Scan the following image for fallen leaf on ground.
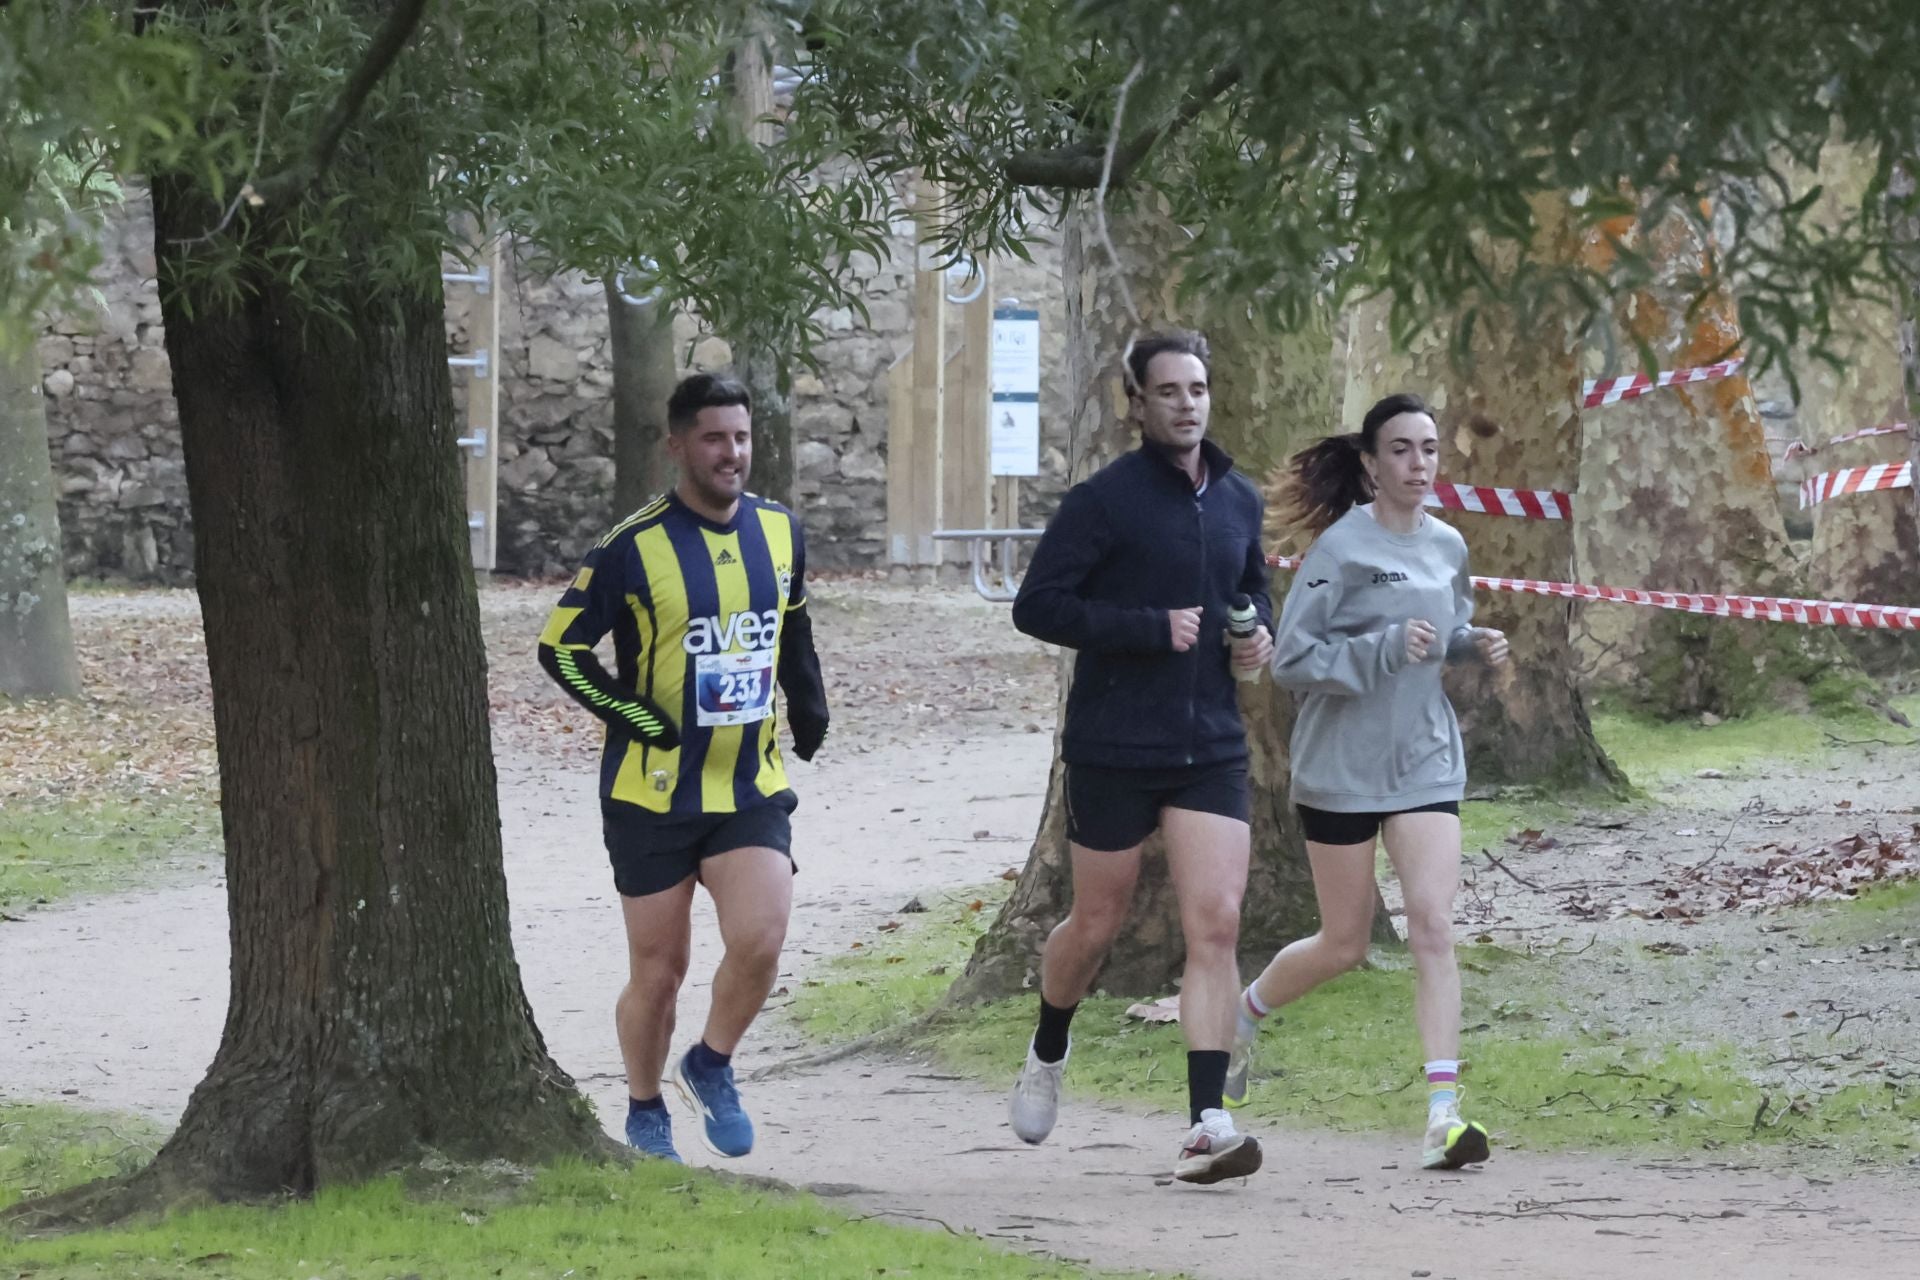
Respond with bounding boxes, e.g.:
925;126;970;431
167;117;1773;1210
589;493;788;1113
1124;995;1181;1023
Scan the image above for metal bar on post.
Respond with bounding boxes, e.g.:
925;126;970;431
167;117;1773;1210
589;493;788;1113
932;528;1042;602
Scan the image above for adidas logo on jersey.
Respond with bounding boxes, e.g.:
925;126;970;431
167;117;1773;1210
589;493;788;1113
683;608;781;654
715;548;738;566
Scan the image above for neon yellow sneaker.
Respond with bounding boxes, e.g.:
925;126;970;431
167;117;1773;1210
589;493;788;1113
1422;1100;1490;1170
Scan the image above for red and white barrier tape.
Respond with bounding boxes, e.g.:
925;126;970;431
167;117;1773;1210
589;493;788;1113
1781;423;1910;462
1582;358;1743;409
1266;555;1920;631
1798;460;1913;509
1426;482;1572;521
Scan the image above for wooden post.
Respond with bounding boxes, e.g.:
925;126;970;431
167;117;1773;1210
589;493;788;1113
996;474;1020;529
457;234;502;573
942;264;993;559
908;179;947;569
885;351;915;566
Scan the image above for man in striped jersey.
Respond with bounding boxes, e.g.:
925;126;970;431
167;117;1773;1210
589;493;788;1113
539;372;829;1163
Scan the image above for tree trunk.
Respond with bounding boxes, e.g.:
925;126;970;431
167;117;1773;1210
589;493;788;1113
953;200;1388;1003
726;20;793;506
43;103;608;1217
1895;160;1920;540
0;340;80;700
604;278;676;514
1343;198;1621;789
1576;201;1876;712
1796;139;1917;673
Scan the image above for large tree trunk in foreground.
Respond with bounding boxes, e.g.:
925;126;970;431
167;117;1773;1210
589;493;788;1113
605;278;677;513
1343;204;1620;790
954;202;1388;1003
15;90;607;1220
134;175;602;1202
0;340;80;700
1576;202;1875;713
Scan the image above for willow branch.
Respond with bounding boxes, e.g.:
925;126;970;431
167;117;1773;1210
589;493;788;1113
1003;63;1242;190
247;0;431;207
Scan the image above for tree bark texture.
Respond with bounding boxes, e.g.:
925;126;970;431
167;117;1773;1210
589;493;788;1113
727;19;793;506
101;103;603;1209
1895;160;1920;541
953;199;1388;1003
604;278;677;514
1574;203;1875;712
1342;199;1621;790
0;339;81;700
1791;141;1918;673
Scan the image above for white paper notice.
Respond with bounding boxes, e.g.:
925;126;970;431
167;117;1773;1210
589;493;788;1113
992;308;1041;476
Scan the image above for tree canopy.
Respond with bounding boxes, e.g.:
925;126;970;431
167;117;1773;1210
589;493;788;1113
794;0;1920;388
9;2;1920;385
5;2;897;359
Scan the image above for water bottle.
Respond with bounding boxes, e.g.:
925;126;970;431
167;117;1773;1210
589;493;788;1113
1226;593;1261;684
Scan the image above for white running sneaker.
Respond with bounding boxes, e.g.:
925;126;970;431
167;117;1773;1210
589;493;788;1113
1008;1040;1066;1145
1422;1101;1490;1170
1223;1011;1258;1109
1174;1108;1263;1184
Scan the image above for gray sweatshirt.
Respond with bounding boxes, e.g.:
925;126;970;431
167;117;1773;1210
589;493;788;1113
1270;506;1483;812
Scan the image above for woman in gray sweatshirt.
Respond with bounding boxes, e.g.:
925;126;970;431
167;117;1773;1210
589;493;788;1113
1227;393;1510;1173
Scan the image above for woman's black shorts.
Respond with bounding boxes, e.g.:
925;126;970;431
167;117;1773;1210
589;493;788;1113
1295;800;1459;846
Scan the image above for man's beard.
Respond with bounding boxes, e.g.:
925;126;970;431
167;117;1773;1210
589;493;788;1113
689;465;747;508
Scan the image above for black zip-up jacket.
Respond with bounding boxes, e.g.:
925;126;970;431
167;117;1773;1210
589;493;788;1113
1013;438;1272;769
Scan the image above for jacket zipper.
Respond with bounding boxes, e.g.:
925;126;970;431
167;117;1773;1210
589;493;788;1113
1187;487;1205;765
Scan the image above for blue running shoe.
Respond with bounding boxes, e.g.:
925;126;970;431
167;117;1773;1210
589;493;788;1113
625;1106;682;1162
669;1046;754;1157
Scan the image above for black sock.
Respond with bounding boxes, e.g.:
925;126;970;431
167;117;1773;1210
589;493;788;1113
1188;1050;1230;1123
1033;998;1077;1064
690;1039;732;1071
629;1094;666;1117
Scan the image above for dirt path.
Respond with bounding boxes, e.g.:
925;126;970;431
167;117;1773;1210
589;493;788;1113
7;584;1920;1277
8;728;1919;1276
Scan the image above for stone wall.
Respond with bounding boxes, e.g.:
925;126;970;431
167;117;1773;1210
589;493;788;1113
44;200;1811;587
39;195;1078;583
38;199;188;581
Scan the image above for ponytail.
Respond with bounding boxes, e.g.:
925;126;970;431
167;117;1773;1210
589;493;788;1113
1279;434;1373;540
1277;393;1433;542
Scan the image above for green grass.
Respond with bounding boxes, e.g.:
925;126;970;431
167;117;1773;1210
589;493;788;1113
791;886;1007;1036
1588;700;1916;790
792;919;1920;1171
2;1105;1125;1280
1457;794;1589;855
0;799;219;912
0;1104;164;1212
1797;877;1920;948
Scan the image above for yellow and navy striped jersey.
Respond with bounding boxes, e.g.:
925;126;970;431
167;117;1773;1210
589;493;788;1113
538;491;827;816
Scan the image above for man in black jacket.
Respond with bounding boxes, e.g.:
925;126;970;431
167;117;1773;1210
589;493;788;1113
1005;331;1272;1185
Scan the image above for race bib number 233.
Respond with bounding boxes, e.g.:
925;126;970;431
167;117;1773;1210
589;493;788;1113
694;650;775;727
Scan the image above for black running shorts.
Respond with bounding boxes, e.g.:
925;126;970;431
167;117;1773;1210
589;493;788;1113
601;792;798;898
1295;800;1459;847
1064;761;1250;853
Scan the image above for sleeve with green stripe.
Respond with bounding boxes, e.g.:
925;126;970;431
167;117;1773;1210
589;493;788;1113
537;536;681;749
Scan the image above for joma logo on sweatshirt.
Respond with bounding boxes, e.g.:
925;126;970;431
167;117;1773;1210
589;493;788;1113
1371;570;1410;585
